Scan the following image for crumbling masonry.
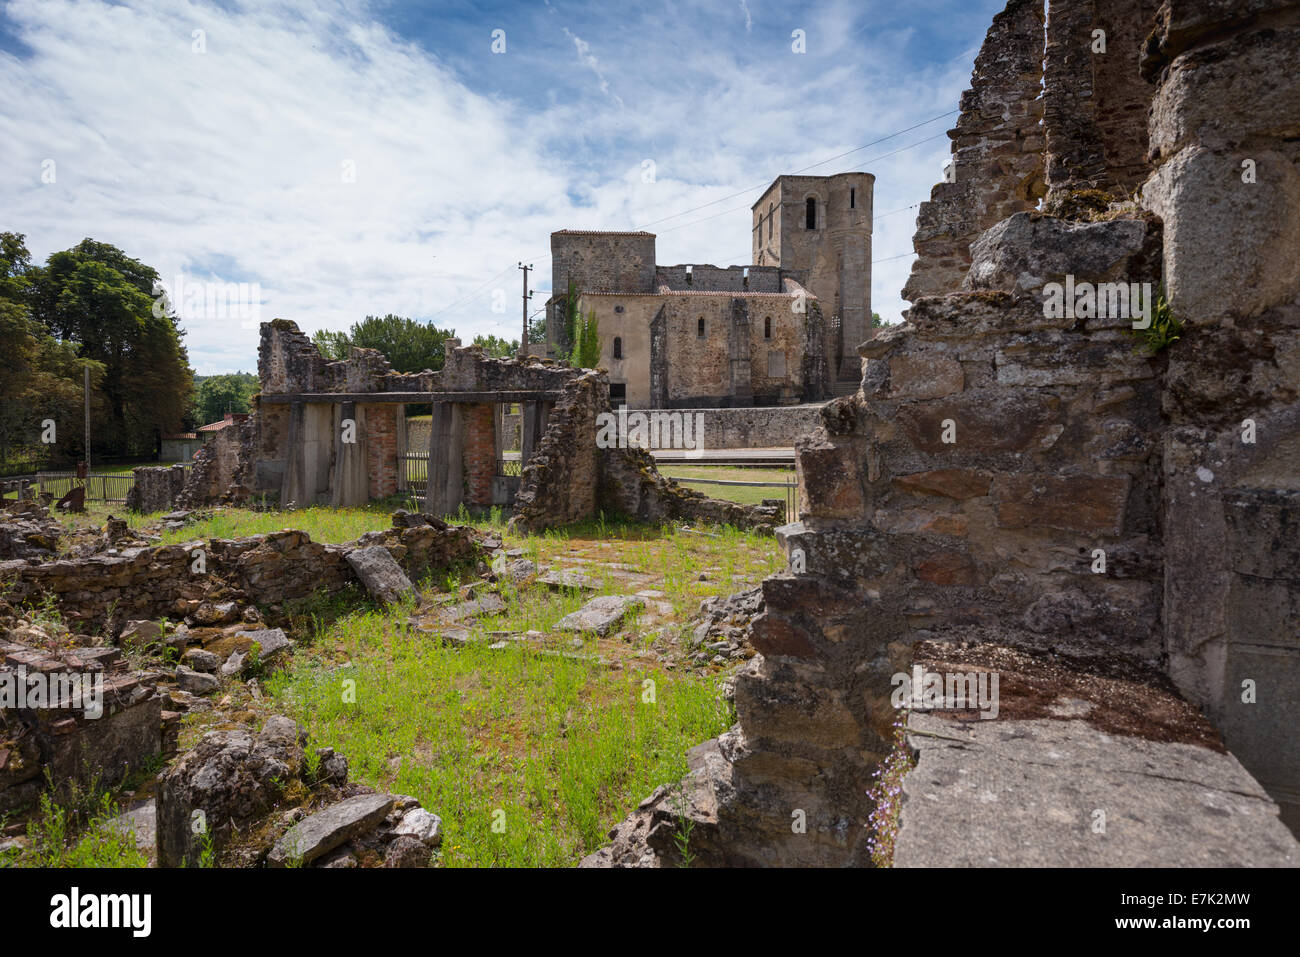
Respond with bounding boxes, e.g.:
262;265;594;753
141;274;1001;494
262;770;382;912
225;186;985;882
587;0;1300;866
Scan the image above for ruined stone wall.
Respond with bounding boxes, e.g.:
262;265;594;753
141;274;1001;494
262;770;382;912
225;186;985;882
902;0;1046;301
363;403;403;500
550;230;657;294
634;404;824;449
0;521;479;632
1140;0;1300;827
1;641;175;813
1043;0;1158;200
177;419;251;509
655;264;785;293
126;464;189;513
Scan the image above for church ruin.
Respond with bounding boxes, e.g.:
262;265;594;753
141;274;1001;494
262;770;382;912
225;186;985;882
545;172;873;407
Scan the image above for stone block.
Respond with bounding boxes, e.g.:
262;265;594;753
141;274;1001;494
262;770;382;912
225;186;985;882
993;474;1130;535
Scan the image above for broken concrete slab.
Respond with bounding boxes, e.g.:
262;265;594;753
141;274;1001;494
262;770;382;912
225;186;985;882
893;712;1300;867
443;593;507;622
556;595;643;637
345;546;416;605
537;569;598;592
268;792;395;867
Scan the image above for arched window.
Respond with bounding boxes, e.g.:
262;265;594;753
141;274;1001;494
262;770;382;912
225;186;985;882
764;316;772;339
805;197;817;229
612;336;623;360
697;317;705;338
767;204;773;239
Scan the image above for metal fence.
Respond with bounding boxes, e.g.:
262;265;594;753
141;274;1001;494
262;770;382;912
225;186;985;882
399;453;428;495
669;474;797;519
30;472;135;503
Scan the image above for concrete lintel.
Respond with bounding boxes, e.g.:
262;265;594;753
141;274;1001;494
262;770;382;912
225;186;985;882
260;391;564;404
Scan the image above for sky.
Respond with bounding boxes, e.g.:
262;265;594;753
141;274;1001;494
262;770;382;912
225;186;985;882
0;0;1007;374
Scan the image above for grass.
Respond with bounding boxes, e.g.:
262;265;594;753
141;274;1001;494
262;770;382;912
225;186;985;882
1;781;148;869
258;507;779;866
267;621;731;866
658;464;794;507
10;502;781;868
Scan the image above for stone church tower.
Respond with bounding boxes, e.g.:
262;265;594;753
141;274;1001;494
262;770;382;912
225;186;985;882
752;172;874;381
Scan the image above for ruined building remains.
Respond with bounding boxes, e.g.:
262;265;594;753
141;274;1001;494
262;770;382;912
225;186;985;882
149;320;782;531
545;172;873;408
588;0;1300;867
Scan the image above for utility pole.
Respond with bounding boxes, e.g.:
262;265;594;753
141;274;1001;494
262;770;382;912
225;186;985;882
83;364;90;475
518;262;533;358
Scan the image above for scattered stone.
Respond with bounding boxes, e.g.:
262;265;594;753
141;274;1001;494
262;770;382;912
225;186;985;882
384;834;429;868
345;546;416;605
268;793;395;867
236;628;293;666
392;807;443;847
537;569;597;591
175;665;220;694
556;595;643;637
181;648;222;673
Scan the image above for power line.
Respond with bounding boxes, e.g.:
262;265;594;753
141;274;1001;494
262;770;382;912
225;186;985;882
427;110;962;321
632;111;956;231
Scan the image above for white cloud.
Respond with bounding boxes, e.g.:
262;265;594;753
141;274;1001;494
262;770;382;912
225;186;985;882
1;0;999;372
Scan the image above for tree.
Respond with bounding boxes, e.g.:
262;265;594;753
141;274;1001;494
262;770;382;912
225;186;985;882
471;333;518;358
871;312;895;328
193;373;257;425
311;329;351;361
310;315;455;373
26;238;193;456
0;233;107;468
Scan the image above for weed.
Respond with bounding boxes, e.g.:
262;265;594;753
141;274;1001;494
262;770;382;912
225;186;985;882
1131;284;1182;354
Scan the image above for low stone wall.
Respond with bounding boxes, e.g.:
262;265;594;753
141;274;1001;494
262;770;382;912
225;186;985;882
634;404;823;450
0;516;481;632
0;641;178;813
125;464;189;513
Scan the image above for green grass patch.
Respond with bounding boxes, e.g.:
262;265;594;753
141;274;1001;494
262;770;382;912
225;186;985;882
267;609;732;867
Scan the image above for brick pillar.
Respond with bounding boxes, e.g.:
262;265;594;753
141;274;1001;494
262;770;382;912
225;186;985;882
463;403;496;507
365;404;400;499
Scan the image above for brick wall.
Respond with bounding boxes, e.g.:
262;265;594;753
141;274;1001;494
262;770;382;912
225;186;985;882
364;404;400;499
463;403;497;507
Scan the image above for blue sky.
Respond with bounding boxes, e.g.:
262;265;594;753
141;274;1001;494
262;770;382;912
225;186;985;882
0;0;1006;373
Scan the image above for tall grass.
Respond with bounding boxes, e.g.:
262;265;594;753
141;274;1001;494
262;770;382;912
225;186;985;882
266;606;733;867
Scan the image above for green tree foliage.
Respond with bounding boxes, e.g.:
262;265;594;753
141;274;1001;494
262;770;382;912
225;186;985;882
871;312;895;327
310;314;455;373
0;233;108;468
192;372;258;425
23;238;193;456
569;307;601;369
470;333;518;357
